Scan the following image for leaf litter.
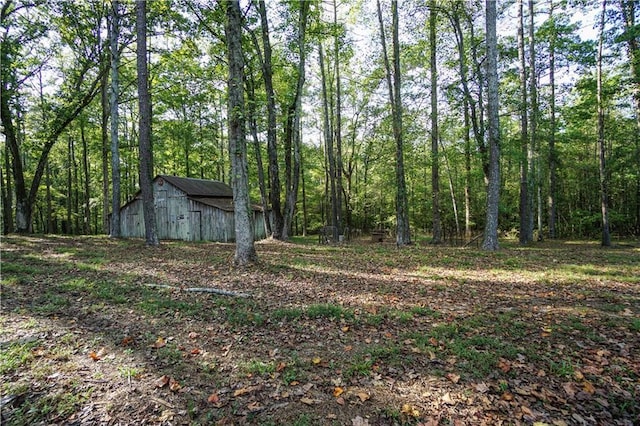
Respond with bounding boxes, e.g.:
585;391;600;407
0;235;638;425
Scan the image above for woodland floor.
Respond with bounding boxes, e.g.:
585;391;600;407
1;234;639;425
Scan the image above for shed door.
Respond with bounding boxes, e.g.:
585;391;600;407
190;211;201;241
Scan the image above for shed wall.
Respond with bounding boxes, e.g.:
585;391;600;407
119;179;266;242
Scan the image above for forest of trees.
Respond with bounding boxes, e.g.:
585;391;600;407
1;0;639;248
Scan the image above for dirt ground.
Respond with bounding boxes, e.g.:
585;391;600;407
1;235;639;425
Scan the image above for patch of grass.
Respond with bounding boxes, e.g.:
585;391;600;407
364;313;384;326
138;297;203;317
630;318;640;332
306;303;353;320
410;305;442;318
225;306;264;327
388;309;414;324
1;262;41;275
291;413;314;426
549;359;575;378
118;366;142;380
272;307;304;321
345;357;374;378
0;339;39;375
157;344;184;366
32;292;70;314
241;359;276;376
599;303;625;313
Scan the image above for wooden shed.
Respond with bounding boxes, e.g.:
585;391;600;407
119;175;266;242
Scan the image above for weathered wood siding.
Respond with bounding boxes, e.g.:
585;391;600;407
119;179;266;242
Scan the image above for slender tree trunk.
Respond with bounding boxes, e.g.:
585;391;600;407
101;54;110;234
547;0;558;238
319;43;339;241
597;0;611;246
620;0;640;234
467;10;488;182
528;0;541;241
449;4;473;239
226;0;257;265
81;119;91;234
464;97;472;240
110;0;121;238
67;135;73;234
482;0;500;251
334;0;344;238
301;153;308;236
283;1;309;240
246;71;272;237
73;129;80;233
440;137;460;237
257;0;284;239
518;0;530;245
136;0;159;246
377;0;411;245
2;143;13;234
430;0;442;244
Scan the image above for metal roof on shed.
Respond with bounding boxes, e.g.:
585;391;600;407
159;175;233;197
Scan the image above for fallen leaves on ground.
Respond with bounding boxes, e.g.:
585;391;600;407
1;235;638;425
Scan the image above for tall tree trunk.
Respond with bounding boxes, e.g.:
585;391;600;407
283;1;309;240
430;0;442;244
449;4;473;239
319;43;339;241
440;137;460;237
482;0;501;251
226;0;257;265
377;0;411;245
67;135;73;234
597;0;611;246
467;10;488;182
464;96;472;240
246;71;272;237
101;53;110;235
39;68;54;234
547;0;558;238
257;0;283;239
528;0;541;241
620;0;640;234
81;118;91;234
110;0;121;238
518;0;530;245
334;0;344;238
136;0;159;246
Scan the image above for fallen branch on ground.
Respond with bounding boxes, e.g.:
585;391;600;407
145;283;251;298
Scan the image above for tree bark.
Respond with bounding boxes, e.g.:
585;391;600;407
430;0;441;244
110;0;121;238
226;0;257;265
257;0;284;240
136;0;159;246
101;51;110;235
377;0;410;246
482;0;500;251
597;0;611;246
246;71;272;237
518;0;530;245
319;43;339;241
333;0;344;238
547;0;558;238
619;0;640;234
282;1;309;240
81;118;91;234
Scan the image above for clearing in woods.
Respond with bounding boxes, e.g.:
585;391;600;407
1;235;639;425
